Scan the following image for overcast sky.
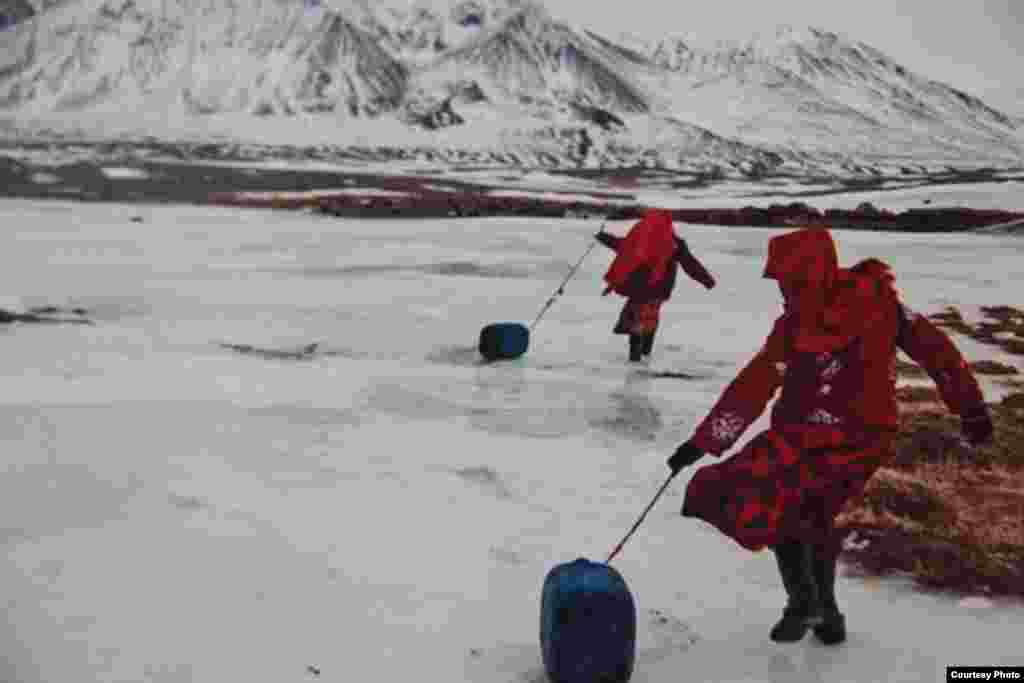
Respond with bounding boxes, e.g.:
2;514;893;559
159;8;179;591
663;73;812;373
541;0;1024;113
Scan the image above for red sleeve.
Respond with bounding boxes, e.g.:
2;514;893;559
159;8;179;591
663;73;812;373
896;303;986;416
675;239;716;290
691;317;787;455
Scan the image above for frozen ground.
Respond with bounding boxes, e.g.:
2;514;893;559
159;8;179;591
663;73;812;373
1;199;1023;683
5;144;1024;216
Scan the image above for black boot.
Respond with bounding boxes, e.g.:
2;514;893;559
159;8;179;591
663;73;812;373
811;547;846;645
770;541;823;643
641;331;655;357
628;335;645;363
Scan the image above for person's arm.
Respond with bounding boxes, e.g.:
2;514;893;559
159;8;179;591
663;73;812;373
595;230;621;251
895;302;992;442
675;238;716;290
689;317;787;455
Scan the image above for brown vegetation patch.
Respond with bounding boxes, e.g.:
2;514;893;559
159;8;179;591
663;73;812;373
888;410;971;467
895;385;942;404
930;304;1024;356
997;377;1024;391
928;306;975;336
850;469;958;528
1003;339;1024;356
836;388;1024;599
1002;392;1024;411
970;360;1019;376
895;358;927;378
980;305;1024;326
839;527;1023;598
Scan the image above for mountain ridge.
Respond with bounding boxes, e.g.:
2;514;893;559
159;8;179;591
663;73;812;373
2;0;1021;174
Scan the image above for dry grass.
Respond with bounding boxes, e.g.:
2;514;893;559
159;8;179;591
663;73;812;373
930;304;1024;356
970;360;1019;376
837;395;1024;598
892;358;1017;380
836;306;1024;599
895;385;941;404
997;378;1024;393
895;358;927;378
1005;339;1024;355
928;306;976;336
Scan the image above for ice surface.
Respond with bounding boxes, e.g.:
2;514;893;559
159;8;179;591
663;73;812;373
0;198;1022;682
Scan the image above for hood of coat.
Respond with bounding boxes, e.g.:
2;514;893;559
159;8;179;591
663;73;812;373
762;226;838;310
641;207;677;243
602;207;678;297
762;227;891;353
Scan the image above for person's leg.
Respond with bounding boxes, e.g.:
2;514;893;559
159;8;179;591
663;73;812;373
642;328;655;357
810;525;846;645
770;540;823;642
640;302;662;357
805;433;892;647
629;334;645;362
616;299;641;362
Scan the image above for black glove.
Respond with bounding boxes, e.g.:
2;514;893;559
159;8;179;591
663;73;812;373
667;441;703;475
961;409;994;446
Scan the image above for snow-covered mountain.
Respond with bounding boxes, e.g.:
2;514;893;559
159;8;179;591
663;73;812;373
411;2;648;114
1;0;1022;174
1;0;409;117
646;27;1015;145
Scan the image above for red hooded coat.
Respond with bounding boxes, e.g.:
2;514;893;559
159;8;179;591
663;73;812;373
603;209;677;298
680;228;987;550
597;209;716;301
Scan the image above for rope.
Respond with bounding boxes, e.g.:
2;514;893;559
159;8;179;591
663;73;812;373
606;471;677;564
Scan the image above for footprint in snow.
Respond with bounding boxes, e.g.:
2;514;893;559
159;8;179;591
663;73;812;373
640;607;700;664
488;546;524;565
464;643;545;683
426;344;483;367
452;465;515;500
588;391;663;442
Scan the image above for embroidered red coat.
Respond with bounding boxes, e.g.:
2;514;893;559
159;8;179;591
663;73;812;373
680;229;988;550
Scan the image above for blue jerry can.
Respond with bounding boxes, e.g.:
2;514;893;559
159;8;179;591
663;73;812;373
478;322;529;361
540;557;637;683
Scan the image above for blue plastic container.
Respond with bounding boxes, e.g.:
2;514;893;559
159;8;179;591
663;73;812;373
540;557;637;683
478;322;530;361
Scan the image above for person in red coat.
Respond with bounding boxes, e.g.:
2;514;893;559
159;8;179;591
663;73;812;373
666;227;994;645
595;209;716;362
